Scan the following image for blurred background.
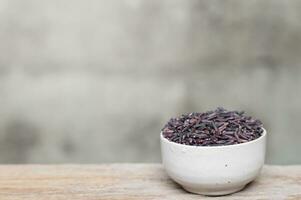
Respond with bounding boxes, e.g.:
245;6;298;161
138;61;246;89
0;0;300;164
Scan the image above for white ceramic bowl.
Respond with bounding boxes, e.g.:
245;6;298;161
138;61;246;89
160;128;267;196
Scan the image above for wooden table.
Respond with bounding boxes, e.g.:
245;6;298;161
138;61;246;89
0;164;300;199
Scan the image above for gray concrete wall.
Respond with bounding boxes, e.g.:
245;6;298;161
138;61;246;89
0;0;300;164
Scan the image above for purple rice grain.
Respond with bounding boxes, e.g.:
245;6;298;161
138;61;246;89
161;107;263;146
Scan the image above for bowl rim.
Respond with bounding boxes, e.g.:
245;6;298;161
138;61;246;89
160;128;266;149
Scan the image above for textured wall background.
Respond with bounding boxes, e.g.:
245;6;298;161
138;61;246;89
0;0;300;164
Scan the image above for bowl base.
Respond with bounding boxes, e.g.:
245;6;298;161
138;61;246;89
182;184;246;196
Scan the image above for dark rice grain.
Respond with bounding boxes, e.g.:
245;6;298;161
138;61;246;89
162;107;263;146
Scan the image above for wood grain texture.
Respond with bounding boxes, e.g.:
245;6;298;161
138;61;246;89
0;164;300;200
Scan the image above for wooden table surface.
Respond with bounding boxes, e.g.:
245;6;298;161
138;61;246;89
0;164;300;200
